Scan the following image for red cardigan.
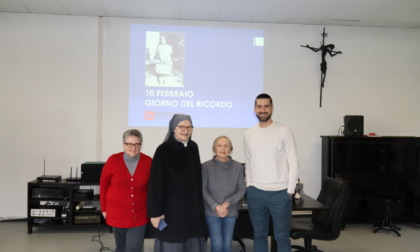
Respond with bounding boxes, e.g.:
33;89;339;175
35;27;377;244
100;152;152;228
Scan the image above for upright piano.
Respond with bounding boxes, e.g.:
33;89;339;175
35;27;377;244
321;136;420;223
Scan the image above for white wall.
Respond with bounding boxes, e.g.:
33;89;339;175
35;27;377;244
1;13;420;219
0;13;99;219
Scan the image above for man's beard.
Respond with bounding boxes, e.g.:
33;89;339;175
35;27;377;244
256;113;272;122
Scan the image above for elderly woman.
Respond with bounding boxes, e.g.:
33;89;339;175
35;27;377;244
100;129;152;252
202;136;246;252
147;114;207;252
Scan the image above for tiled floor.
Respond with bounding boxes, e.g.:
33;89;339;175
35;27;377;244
1;220;419;251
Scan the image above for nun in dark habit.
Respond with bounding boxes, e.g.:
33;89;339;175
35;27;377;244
147;114;207;252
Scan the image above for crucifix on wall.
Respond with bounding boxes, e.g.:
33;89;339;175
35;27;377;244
301;27;342;107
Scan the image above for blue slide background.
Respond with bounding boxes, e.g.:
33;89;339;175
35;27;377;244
129;24;264;128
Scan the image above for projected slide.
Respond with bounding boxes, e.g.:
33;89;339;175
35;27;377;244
129;24;264;128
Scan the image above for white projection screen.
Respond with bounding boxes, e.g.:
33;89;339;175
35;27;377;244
128;24;264;128
101;19;266;161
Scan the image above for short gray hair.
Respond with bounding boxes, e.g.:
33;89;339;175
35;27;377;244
122;129;143;144
212;135;233;153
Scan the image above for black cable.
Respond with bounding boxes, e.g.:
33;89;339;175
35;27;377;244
91;223;114;252
337;125;344;136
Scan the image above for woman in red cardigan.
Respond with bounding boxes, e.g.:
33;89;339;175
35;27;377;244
100;129;152;252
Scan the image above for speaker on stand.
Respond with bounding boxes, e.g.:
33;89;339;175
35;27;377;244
344;115;364;136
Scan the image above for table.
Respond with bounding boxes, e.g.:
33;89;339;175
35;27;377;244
234;194;329;252
143;194;329;251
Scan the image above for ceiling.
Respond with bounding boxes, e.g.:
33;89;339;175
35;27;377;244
1;0;420;29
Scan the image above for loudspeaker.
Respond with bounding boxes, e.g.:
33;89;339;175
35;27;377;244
81;162;105;183
344;115;364;136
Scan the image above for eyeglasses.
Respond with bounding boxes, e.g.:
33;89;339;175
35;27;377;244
177;125;193;131
124;143;141;148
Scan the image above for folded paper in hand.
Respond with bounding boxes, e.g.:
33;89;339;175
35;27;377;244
158;219;168;231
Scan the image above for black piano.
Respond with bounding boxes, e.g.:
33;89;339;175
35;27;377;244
321;136;420;223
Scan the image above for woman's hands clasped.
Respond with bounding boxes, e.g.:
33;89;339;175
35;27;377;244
215;202;229;217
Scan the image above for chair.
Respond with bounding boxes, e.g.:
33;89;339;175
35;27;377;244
290;177;349;252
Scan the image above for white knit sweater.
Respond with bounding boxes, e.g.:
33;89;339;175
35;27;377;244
244;121;299;194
